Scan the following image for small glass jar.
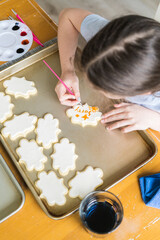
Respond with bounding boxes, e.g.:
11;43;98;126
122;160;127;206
79;190;123;238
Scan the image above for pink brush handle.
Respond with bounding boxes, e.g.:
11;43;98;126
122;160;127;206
43;60;75;96
16;14;44;47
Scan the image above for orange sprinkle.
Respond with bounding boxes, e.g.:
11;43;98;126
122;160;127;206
91;107;98;112
88;111;91;116
75;107;79;111
82;114;89;120
85;110;88;113
75;114;79;117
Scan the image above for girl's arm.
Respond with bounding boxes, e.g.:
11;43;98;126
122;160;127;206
55;8;92;106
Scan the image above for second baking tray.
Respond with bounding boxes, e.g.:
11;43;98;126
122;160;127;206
0;43;157;219
0;154;25;223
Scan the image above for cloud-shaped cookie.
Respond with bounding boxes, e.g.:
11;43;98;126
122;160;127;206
0;92;14;123
66;103;102;127
16;139;47;171
51;138;78;176
35;113;61;149
3;76;37;98
1;112;37;140
35;171;68;206
69;166;103;199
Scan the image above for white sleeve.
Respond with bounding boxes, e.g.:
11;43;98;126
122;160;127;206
80;14;109;42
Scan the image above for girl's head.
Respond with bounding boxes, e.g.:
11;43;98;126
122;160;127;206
80;15;160;99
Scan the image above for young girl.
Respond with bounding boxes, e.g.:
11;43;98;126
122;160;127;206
55;8;160;133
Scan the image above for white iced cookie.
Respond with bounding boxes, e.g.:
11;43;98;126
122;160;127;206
35;113;61;149
66;103;102;127
3;76;37;98
51;138;78;176
1;112;37;140
69;166;103;199
0;92;14;123
16;139;47;171
35;171;68;206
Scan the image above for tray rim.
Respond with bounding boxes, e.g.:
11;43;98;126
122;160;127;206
0;130;157;220
0;42;158;220
0;154;25;223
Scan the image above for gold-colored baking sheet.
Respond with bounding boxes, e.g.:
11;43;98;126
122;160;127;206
0;43;157;219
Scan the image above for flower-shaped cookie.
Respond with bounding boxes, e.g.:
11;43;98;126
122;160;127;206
16;139;47;171
66;103;102;127
3;76;37;98
51;138;78;176
69;166;103;199
1;112;37;140
35;171;68;206
0;92;14;123
35;113;61;149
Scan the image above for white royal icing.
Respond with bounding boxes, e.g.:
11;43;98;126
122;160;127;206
36;113;61;149
35;171;68;206
16;139;47;171
66;103;102;127
51;138;78;176
0;92;14;123
3;76;37;98
69;166;103;199
1;112;37;140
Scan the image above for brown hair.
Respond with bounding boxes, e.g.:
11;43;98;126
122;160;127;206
80;15;160;96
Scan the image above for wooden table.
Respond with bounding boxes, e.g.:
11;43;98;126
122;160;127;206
0;0;57;65
1;0;160;239
0;130;160;240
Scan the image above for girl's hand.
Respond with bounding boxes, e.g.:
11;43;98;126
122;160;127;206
55;71;80;106
101;102;160;133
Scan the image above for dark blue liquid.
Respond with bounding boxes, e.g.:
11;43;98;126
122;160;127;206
85;201;117;234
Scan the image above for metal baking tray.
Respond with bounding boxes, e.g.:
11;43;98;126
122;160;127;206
0;41;157;219
0;154;25;223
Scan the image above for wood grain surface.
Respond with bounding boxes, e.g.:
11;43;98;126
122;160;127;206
0;130;160;240
1;0;160;239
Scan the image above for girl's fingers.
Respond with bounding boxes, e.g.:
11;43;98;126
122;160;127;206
55;84;66;98
101;112;132;124
72;82;80;99
114;102;131;108
102;107;128;119
61;99;79;106
59;93;76;102
121;125;138;133
106;119;133;130
55;82;76;101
